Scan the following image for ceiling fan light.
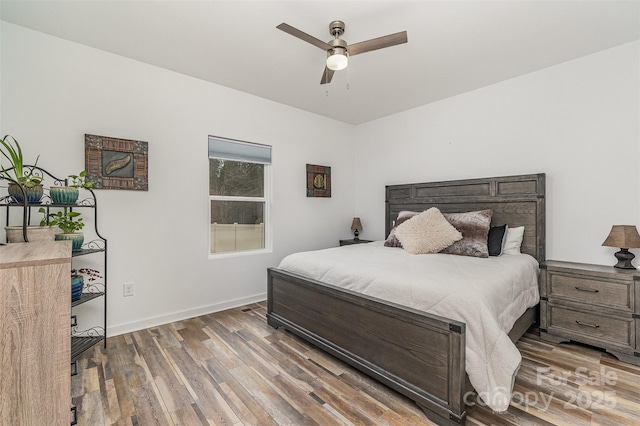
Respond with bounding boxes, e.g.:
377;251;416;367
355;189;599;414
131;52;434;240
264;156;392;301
327;50;348;71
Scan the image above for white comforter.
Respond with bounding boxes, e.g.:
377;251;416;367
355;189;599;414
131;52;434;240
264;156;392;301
278;241;539;412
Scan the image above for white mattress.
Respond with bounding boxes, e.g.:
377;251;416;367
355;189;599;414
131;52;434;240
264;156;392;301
278;241;540;412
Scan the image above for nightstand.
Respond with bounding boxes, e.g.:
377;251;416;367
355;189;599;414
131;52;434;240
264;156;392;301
540;260;639;366
339;239;373;246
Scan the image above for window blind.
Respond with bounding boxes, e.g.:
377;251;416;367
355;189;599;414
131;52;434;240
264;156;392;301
208;135;271;164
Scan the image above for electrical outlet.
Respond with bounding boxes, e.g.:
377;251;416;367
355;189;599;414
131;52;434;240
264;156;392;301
123;282;135;297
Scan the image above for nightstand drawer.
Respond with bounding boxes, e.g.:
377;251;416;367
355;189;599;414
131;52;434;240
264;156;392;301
548;273;632;311
547;304;634;348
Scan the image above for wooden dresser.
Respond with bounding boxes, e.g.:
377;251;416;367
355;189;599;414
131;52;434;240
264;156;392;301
540;260;639;366
0;241;72;424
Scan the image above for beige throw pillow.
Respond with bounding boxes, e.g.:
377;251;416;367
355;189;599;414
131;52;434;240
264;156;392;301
384;210;419;247
394;208;463;254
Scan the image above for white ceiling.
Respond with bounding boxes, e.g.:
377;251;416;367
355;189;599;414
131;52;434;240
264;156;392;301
1;1;639;125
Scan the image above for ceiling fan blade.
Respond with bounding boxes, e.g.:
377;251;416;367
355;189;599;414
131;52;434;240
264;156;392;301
348;31;408;56
321;67;335;85
277;23;332;51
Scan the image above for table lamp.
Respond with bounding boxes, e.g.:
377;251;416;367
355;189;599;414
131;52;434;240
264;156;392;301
602;225;640;269
351;217;362;241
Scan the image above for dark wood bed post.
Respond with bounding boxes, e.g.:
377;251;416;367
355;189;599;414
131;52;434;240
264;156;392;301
268;173;545;425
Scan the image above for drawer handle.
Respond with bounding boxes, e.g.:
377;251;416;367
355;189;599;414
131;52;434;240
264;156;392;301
575;286;599;293
576;320;600;328
71;406;77;425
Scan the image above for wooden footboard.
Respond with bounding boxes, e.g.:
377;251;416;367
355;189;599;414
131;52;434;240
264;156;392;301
267;267;468;425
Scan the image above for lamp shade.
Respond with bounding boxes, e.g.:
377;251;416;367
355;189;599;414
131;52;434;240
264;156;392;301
351;217;362;231
602;225;640;248
327;48;348;71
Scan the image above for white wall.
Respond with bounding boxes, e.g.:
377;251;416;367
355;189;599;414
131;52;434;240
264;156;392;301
0;22;355;335
3;21;638;336
354;41;640;266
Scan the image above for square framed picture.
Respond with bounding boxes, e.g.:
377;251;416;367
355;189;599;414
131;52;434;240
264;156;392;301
85;134;149;191
306;164;331;197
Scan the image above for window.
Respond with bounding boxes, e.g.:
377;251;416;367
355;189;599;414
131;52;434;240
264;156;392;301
209;136;271;255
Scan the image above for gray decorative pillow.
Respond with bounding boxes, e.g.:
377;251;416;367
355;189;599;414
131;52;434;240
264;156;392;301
394;208;463;254
384;210;419;247
488;224;508;256
441;210;493;258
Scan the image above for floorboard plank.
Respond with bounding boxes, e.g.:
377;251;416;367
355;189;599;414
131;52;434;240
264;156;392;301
269;373;344;425
229;365;311;425
130;383;172;426
165;345;241;425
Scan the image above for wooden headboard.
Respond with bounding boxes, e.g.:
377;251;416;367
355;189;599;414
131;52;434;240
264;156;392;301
385;174;546;262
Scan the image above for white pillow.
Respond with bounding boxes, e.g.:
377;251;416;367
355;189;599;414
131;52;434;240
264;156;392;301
502;226;524;255
394;208;463;255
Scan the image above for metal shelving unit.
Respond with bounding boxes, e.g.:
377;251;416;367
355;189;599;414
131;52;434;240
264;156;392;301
71;335;105;360
1;166;108;363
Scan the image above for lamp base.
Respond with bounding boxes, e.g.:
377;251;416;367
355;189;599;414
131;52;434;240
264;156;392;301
353;229;359;241
613;248;636;269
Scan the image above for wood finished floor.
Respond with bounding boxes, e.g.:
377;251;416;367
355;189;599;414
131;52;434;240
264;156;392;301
72;302;640;425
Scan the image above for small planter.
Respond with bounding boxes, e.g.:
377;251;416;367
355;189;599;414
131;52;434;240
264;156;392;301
5;226;55;243
71;274;84;302
8;182;43;204
50;186;79;204
55;232;84;250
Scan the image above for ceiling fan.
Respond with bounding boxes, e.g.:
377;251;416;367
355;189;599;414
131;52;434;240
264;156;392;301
276;20;408;85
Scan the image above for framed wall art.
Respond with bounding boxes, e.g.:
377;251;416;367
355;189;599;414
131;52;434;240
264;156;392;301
306;164;331;197
85;134;149;191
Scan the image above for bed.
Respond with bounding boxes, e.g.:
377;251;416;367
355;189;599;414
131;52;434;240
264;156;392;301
267;173;545;425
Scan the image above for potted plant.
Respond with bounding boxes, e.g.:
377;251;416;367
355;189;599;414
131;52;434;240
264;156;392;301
49;170;94;204
70;268;102;303
4;204;56;243
4;225;56;242
39;207;85;250
0;135;44;203
70;272;84;302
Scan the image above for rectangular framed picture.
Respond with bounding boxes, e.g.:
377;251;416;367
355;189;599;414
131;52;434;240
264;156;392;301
306;164;331;197
85;134;149;191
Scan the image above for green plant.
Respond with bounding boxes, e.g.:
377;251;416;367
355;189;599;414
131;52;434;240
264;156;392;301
68;170;94;189
39;207;84;233
0;135;43;187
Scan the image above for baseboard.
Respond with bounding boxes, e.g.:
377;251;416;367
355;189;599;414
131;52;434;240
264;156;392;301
108;293;266;337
